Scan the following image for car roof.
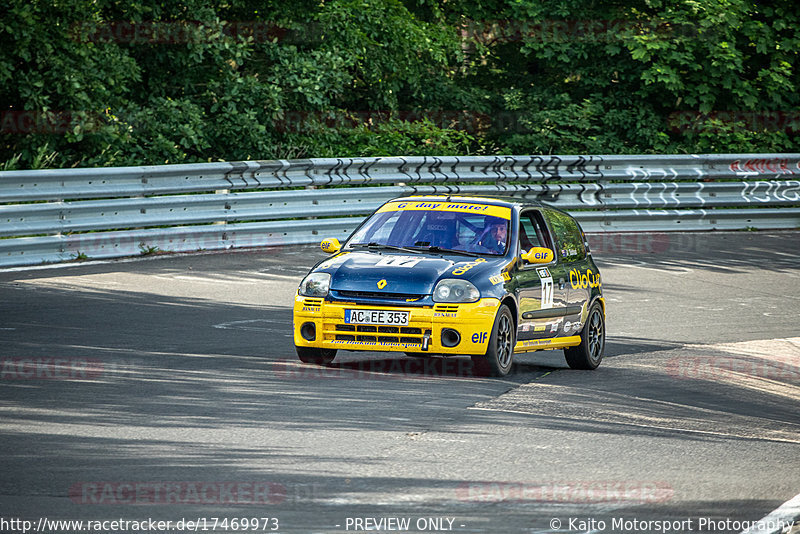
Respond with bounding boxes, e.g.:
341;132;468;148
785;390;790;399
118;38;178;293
392;194;546;210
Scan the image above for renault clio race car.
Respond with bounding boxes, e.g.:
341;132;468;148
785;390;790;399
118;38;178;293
293;195;605;376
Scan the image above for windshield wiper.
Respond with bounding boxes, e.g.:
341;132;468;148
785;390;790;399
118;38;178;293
407;245;481;257
348;242;421;254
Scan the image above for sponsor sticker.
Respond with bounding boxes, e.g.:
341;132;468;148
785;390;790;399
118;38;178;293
570;268;601;289
563;321;583;334
376;256;422;268
378;201;512;220
471;332;488;343
489;272;511;285
536;268;554;309
452;258;487;275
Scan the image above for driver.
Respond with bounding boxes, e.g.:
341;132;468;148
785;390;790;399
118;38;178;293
480;218;507;253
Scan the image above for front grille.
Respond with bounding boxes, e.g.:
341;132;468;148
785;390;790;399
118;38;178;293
303;298;323;307
331;325;431;345
337;324;381;332
335;325;425;334
325;305;432;346
434;304;459;313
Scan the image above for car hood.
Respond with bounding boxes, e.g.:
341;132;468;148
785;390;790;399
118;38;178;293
316;251;501;295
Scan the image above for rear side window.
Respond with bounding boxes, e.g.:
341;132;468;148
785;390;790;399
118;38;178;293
545;209;585;262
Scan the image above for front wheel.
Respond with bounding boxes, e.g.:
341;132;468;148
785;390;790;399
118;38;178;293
564;302;605;370
296;346;337;365
472;304;515;377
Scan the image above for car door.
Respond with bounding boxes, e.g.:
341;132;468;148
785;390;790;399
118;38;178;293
543;208;594;337
513;209;571;341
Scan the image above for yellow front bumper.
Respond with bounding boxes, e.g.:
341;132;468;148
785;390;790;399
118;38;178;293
293;295;501;355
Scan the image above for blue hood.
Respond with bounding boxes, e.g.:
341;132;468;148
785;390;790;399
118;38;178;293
316;251;500;295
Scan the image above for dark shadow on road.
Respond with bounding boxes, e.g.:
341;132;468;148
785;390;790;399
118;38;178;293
0;426;794;533
589;230;800;274
2;232;799;532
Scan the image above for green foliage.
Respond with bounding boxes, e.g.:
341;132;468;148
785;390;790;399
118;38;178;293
138;243;162;255
452;0;799;154
293;117;477;158
1;0;797;170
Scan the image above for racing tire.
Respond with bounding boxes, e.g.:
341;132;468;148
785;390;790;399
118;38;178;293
295;346;337;366
564;302;604;370
471;304;515;377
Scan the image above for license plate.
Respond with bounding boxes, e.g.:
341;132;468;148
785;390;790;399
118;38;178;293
345;309;410;326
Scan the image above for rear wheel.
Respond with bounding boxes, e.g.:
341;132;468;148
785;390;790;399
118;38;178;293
564;302;604;370
472;304;515;377
295;346;337;365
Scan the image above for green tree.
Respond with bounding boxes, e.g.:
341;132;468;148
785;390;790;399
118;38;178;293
1;0;797;170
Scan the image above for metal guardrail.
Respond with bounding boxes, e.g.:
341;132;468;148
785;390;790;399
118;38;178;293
1;154;798;267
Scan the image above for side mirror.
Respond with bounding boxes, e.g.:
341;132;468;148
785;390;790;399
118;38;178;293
320;238;341;254
522;247;554;264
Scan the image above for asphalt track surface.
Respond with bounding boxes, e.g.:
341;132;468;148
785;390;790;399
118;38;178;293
1;231;799;534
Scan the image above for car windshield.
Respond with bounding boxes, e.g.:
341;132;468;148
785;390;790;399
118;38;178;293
347;202;511;256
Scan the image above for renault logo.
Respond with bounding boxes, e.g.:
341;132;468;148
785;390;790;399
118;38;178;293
377;279;387;289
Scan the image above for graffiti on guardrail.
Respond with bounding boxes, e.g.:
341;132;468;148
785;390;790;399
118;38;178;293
624;166;684;181
594;181;800;207
730;158;797;176
742;180;800;202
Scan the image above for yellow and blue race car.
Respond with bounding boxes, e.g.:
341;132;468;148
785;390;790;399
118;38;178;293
293;195;605;376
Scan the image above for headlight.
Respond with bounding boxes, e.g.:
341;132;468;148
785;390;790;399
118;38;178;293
299;272;331;297
433;279;480;303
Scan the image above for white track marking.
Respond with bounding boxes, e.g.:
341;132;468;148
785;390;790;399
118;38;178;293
740;492;800;533
600;258;693;274
213;319;292;335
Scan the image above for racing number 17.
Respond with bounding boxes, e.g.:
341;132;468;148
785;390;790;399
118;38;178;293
541;279;554;309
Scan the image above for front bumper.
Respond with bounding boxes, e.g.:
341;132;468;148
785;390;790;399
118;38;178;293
293;295;501;355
